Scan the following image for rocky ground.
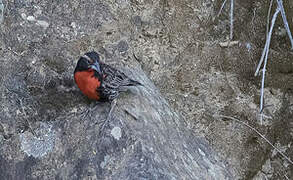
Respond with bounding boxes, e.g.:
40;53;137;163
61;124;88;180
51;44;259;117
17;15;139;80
0;0;292;179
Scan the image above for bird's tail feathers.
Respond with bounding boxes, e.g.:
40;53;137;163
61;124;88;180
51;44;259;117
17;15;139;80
126;79;143;86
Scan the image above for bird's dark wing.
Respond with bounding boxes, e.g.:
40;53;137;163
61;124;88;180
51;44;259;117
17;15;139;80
102;63;142;88
96;63;142;101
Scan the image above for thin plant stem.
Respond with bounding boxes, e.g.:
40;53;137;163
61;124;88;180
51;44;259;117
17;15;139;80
277;0;293;49
259;7;280;123
266;0;274;37
230;0;234;40
217;0;228;17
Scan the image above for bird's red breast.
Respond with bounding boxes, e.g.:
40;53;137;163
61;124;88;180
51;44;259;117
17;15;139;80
74;69;101;100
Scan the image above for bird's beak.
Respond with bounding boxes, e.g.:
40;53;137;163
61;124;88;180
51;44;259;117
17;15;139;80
90;62;102;74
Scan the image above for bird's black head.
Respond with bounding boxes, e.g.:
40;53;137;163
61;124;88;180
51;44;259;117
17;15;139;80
74;51;102;75
84;51;100;64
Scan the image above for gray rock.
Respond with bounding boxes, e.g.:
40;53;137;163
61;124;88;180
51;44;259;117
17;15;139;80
116;40;129;53
20;122;55;158
0;0;234;179
111;126;122;140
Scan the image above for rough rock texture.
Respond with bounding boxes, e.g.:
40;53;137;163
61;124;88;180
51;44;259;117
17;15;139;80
0;65;232;179
0;0;293;179
0;0;233;179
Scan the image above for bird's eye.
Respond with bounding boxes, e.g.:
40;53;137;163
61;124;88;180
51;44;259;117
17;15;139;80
88;59;95;64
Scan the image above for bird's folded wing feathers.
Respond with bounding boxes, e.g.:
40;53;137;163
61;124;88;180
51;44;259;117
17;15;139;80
102;64;135;88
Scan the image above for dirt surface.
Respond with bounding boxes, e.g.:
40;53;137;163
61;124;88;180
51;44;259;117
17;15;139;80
127;0;293;179
0;0;293;179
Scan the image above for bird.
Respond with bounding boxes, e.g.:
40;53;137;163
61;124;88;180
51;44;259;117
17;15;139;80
74;51;142;102
74;51;142;128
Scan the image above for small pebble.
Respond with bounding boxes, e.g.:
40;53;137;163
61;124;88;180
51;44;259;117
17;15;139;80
111;127;122;140
71;22;76;29
21;13;27;19
27;16;36;21
37;20;49;28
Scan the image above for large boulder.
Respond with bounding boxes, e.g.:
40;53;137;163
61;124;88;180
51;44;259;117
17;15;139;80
0;0;232;179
